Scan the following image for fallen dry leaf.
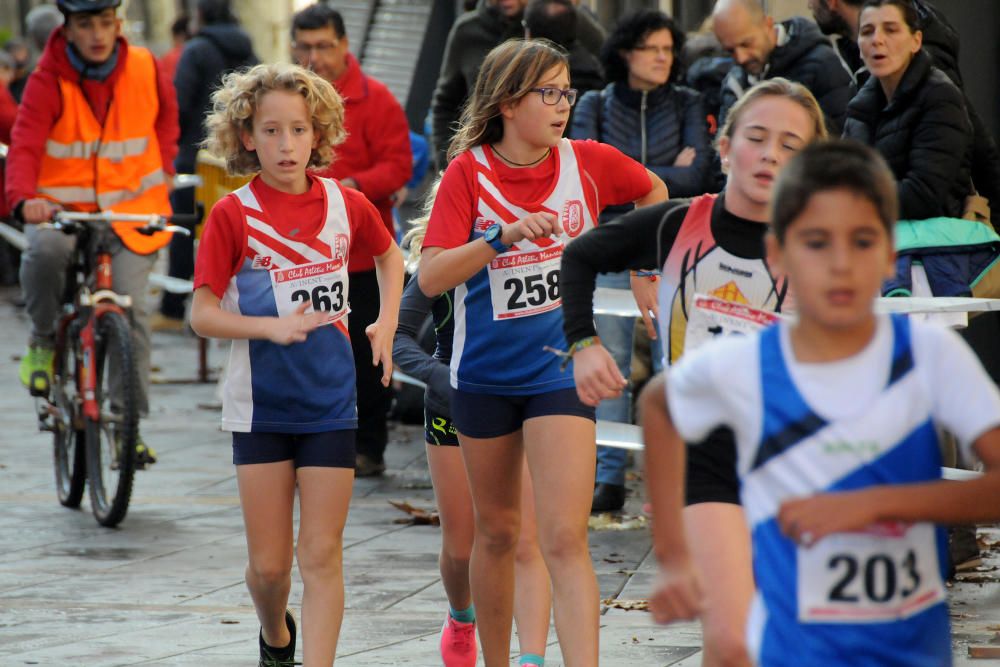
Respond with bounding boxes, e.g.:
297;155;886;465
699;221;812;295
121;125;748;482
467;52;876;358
389;500;440;526
602;598;649;612
589;514;648;531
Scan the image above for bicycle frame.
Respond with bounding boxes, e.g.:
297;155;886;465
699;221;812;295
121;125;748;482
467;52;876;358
41;210;193;526
47;211;190;424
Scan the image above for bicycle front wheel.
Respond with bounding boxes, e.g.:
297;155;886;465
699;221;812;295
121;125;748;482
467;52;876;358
85;310;138;527
52;333;86;508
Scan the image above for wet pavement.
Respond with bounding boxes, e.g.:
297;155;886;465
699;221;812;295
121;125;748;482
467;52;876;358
1;285;1000;665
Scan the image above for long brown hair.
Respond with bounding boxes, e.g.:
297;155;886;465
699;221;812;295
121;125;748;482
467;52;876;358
447;39;568;161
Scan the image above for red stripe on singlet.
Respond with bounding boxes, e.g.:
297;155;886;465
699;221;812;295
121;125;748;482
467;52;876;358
475;166;563;248
239;200;334;258
247;225;317;266
478;185;521;225
331;318;349;338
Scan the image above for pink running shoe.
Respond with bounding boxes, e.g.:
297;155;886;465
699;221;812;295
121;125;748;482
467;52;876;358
440;614;477;667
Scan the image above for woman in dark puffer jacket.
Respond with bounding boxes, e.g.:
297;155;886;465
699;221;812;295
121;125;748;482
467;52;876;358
569;9;711;514
842;0;972;220
571;10;711;203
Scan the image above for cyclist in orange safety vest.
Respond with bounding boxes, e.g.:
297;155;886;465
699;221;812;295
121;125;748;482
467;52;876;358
6;0;179;468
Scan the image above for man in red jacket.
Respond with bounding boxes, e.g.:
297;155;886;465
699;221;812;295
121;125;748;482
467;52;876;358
0;50;17;221
7;0;179;466
292;3;412;476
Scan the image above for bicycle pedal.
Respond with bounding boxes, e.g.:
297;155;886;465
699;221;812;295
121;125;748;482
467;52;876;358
35;399;54;431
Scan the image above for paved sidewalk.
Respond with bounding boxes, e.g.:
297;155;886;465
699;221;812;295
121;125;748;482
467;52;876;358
1;285;1000;665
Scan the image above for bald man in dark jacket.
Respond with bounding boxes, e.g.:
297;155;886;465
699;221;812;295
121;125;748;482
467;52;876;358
712;0;854;135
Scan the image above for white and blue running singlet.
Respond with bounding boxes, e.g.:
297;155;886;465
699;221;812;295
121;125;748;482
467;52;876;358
450;139;598;394
744;314;950;666
220;178;358;433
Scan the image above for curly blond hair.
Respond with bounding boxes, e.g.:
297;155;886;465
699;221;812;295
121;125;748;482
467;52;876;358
203;63;346;176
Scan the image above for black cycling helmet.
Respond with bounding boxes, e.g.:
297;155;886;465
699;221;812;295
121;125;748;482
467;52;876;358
57;0;121;16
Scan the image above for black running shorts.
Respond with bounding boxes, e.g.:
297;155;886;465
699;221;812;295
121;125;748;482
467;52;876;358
684;426;741;506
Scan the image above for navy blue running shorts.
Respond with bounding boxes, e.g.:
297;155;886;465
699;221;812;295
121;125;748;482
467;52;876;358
684;426;741;506
232;430;356;468
424;407;459;446
451;387;596;439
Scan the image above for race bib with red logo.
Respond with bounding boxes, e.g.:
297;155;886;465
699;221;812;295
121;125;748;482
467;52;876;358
269;257;349;324
487;243;563;320
797;522;944;624
683;293;783;353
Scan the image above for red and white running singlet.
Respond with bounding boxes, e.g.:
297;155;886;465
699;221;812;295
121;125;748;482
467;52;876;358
220;177;358;433
451;138;599;394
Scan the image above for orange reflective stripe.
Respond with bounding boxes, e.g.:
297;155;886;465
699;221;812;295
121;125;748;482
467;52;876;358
97;168;165;209
37;185;97;204
45;137;151;161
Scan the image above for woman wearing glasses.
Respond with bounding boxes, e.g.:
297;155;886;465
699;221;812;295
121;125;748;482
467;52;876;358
570;9;712;512
418;39;667;667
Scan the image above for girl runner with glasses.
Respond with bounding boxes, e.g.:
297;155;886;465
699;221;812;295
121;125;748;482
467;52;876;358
417;39;667;666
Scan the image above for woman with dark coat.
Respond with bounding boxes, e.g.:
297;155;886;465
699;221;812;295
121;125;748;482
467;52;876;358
571;10;711;201
842;0;972;220
569;9;711;513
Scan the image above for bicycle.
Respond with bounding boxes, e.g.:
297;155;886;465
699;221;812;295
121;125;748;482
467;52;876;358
36;210;192;527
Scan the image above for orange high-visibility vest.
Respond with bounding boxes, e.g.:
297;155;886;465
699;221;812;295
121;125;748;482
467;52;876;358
36;46;171;254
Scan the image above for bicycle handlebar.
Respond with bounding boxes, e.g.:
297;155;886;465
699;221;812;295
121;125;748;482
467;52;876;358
47;211;194;237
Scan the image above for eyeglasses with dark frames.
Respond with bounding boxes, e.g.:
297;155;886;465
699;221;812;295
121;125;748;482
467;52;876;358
531;87;578;107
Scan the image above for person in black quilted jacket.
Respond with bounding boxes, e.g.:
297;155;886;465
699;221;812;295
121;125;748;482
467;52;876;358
842;0;973;220
571;9;711;203
810;0;1000;220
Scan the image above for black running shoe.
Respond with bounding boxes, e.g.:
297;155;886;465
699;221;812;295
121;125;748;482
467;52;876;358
258;609;298;666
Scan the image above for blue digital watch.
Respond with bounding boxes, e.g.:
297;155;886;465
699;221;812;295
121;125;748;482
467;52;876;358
484;223;510;254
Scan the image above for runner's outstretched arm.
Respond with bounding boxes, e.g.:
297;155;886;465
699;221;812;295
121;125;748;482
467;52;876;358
641;373;704;624
779;427;1000;544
